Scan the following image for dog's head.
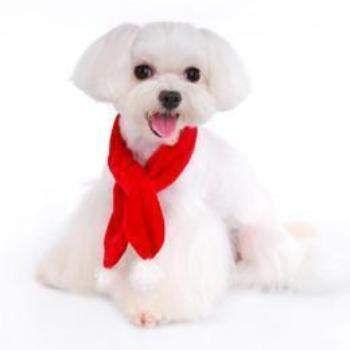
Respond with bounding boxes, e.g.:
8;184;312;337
73;22;249;145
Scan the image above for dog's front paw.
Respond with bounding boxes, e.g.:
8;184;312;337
130;311;164;328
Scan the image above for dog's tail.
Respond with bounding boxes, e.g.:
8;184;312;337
285;221;350;292
284;222;316;238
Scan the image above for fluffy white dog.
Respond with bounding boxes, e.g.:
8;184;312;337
37;22;315;327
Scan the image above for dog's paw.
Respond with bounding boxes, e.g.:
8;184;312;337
234;262;288;291
36;258;62;289
131;311;164;328
36;251;96;293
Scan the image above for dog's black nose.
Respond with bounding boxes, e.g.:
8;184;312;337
159;90;182;110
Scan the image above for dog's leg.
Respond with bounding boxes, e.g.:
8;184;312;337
217;156;315;290
233;221;314;290
107;198;234;326
36;175;112;293
36;224;100;293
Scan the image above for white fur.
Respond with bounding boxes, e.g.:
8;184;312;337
37;22;315;326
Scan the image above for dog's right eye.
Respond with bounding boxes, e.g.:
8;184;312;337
134;64;154;80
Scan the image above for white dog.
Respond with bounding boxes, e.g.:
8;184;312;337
37;22;315;327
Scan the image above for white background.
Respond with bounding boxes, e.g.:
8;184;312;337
1;0;350;349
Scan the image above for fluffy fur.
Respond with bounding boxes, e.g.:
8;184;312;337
37;22;317;327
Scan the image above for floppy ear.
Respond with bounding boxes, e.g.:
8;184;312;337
72;24;139;102
201;29;250;111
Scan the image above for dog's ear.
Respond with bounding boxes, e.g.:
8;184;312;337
72;24;139;102
201;29;250;111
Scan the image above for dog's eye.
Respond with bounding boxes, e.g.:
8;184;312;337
134;64;154;80
185;67;200;82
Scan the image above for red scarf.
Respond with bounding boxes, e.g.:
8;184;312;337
103;115;198;268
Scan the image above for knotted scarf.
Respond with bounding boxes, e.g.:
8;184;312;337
103;115;198;268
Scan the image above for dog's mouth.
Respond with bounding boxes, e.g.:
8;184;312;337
146;111;180;138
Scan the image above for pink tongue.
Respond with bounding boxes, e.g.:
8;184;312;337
150;113;178;137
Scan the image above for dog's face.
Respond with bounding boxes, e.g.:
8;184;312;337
73;22;249;144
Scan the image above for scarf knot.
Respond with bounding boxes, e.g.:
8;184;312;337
103;115;198;268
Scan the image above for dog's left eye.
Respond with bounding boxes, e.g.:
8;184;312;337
184;67;201;82
134;64;154;80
